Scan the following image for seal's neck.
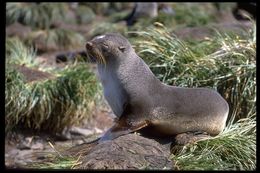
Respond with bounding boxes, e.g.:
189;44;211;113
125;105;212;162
97;52;160;90
119;53;160;86
97;53;161;117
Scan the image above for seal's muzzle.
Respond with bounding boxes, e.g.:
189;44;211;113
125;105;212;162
85;41;106;64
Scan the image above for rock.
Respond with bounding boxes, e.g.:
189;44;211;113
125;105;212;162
70;127;99;137
6;22;32;39
173;21;253;41
17;137;33;150
31;142;44;150
14;65;55;83
55;51;87;63
66;133;174;170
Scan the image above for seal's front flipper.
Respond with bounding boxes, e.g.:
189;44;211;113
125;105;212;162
99;120;149;142
99;125;131;142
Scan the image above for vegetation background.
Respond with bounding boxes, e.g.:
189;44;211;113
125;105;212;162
5;2;256;170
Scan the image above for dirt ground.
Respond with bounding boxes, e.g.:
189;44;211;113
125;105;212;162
5;106;114;168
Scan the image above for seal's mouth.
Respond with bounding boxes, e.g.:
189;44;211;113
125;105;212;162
86;42;106;64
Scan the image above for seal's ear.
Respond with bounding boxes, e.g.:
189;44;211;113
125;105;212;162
118;46;126;52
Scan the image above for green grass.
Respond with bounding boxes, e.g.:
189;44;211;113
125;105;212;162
6;37;38;67
5;39;101;133
5;65;29;131
28;141;81;169
171;114;256;170
29;153;81;169
171;3;218;27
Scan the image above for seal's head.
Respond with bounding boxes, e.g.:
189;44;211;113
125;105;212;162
86;33;133;64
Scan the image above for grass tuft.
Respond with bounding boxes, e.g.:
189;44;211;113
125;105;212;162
5;39;101;133
26;28;85;51
28;142;81;169
6;37;38;67
171;114;256;170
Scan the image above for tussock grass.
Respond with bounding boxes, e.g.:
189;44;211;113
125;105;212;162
89;22;127;38
75;5;95;24
5;39;101;133
6;2;66;29
171;3;218;27
6;3;85;51
81;2;109;15
171;114;256;170
6;37;38;67
26;28;85;51
5;66;29;132
130;23;256;170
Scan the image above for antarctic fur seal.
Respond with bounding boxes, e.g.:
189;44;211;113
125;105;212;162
85;33;229;142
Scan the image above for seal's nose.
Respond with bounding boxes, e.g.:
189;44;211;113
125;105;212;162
86;42;93;50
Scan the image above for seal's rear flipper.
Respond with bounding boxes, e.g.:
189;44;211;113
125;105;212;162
173;131;211;146
99;120;149;142
171;131;212;154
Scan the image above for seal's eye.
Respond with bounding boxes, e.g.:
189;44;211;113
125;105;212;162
118;46;126;52
102;43;109;49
